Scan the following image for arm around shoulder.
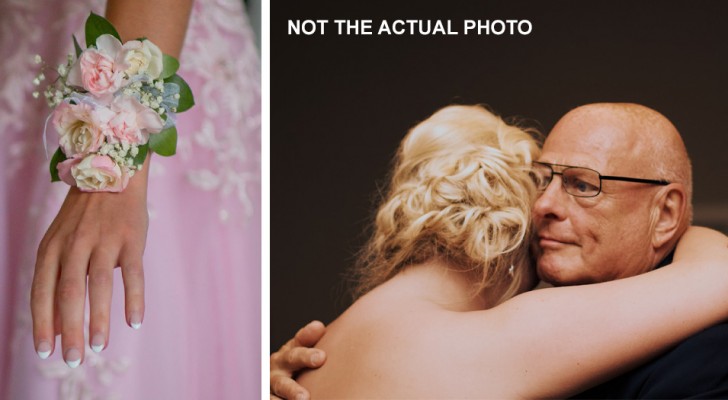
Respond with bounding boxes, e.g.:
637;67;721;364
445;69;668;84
466;227;728;398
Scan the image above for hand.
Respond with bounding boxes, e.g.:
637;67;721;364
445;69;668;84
31;175;149;367
270;321;327;400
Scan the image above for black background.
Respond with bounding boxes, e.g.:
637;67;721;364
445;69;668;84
271;0;728;349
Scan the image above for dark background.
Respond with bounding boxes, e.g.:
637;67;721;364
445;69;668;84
272;0;728;349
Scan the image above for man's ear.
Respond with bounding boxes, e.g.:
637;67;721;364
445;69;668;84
651;184;688;249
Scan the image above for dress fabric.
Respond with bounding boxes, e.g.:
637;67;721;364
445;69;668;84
0;0;261;398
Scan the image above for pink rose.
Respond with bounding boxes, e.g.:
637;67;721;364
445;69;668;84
56;157;82;187
53;100;113;157
59;154;129;192
106;96;164;144
67;34;126;96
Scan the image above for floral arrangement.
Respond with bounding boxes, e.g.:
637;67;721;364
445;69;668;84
33;13;194;192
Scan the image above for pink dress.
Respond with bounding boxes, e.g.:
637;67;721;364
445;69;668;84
0;0;260;398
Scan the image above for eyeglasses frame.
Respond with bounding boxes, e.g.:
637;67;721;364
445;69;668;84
532;161;671;198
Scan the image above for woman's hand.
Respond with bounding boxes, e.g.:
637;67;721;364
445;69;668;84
31;169;149;367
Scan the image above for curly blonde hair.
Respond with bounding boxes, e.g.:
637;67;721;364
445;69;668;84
352;105;541;302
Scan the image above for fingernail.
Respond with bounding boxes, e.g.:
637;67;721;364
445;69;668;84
91;334;105;353
311;350;323;365
295;393;307;400
37;341;51;359
130;312;142;330
65;348;81;368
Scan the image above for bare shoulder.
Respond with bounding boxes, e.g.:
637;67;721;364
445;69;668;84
297;291;430;398
298;291;515;398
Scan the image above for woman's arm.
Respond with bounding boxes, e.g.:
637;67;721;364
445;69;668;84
455;226;728;398
30;0;192;367
106;0;193;58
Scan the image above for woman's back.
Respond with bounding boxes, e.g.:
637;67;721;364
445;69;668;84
298;261;517;399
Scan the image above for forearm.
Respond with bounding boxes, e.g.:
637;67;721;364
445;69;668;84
495;227;728;397
105;0;193;58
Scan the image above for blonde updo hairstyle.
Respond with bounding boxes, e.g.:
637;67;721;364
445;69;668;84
353;105;541;303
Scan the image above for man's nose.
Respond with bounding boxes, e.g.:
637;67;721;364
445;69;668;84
533;175;567;221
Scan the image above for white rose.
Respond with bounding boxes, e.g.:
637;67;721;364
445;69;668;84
70;154;130;192
122;39;164;78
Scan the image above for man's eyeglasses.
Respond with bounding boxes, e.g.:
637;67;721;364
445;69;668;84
531;161;670;198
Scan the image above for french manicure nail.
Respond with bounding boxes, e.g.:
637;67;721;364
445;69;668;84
91;334;105;353
37;341;51;359
65;348;81;368
130;312;142;330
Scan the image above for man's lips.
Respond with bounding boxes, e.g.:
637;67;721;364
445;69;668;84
537;235;576;249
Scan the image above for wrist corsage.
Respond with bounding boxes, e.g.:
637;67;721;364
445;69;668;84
33;13;194;192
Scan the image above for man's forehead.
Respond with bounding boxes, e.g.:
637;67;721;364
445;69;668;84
538;138;609;172
539;117;636;173
536;152;604;173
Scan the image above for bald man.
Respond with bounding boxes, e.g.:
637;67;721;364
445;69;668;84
531;103;728;398
271;103;728;399
533;103;692;286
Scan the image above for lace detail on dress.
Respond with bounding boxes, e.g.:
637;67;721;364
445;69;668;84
37;336;132;400
178;0;261;224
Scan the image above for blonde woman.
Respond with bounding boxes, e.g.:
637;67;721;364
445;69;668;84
272;105;728;399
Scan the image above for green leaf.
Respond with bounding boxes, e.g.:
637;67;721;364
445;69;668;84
165;74;195;112
161;54;180;80
72;35;83;57
133;143;149;166
85;12;121;47
49;147;67;182
149;126;177;156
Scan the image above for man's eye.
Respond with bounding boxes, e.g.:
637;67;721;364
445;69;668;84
574;180;592;192
530;171;549;188
565;177;598;193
